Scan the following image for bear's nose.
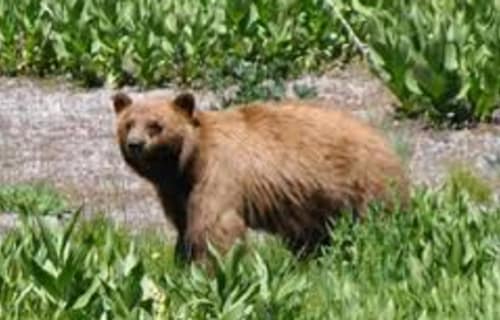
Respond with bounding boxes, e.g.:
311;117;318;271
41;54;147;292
127;140;145;157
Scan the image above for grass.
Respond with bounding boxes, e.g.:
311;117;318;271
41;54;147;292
446;163;494;205
0;180;499;319
0;183;68;216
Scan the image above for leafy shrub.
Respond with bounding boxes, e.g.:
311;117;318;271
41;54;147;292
0;184;68;216
0;0;351;89
353;0;500;126
1;181;500;318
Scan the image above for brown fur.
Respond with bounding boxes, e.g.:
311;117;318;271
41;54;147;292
112;92;409;265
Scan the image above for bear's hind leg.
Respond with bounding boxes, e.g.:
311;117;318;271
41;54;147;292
286;229;332;260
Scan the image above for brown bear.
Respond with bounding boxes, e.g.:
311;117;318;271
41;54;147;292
112;92;409;264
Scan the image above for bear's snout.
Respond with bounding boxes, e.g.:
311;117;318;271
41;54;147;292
126;139;145;158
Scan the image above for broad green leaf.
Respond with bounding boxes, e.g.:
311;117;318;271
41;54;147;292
444;43;459;71
28;257;61;301
165;15;177;34
71;278;101;310
404;70;422;95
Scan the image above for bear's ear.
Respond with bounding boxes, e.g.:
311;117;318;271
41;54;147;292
112;92;132;114
172;92;195;117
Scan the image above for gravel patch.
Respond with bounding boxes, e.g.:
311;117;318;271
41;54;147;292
409;126;500;194
1;63;499;236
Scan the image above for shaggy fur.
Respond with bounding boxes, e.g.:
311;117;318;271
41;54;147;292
112;92;409;264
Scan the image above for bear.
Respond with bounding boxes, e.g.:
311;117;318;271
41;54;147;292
111;92;409;265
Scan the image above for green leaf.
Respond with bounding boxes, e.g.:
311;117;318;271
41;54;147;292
27;257;61;301
404;70;422;95
165;15;177;34
35;215;59;266
60;206;83;257
58;247;87;298
248;4;260;27
444;43;459;71
71;277;101;310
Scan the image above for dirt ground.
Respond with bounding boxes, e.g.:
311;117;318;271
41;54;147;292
1;63;499;237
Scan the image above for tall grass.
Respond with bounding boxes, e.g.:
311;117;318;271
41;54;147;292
0;181;499;319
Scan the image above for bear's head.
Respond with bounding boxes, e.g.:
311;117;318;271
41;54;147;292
112;92;197;181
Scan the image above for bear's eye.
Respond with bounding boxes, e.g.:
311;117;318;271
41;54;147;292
125;120;134;131
147;121;163;136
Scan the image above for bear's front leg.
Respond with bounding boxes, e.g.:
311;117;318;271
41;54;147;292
154;187;190;265
182;183;247;265
174;232;189;264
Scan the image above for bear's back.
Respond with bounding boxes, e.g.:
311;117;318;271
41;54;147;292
194;102;408;235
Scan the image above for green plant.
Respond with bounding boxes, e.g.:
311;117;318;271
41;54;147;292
1;180;500;318
352;0;500;126
224;79;287;107
446;163;493;205
0;184;68;216
0;210;164;319
0;0;351;89
292;83;318;99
